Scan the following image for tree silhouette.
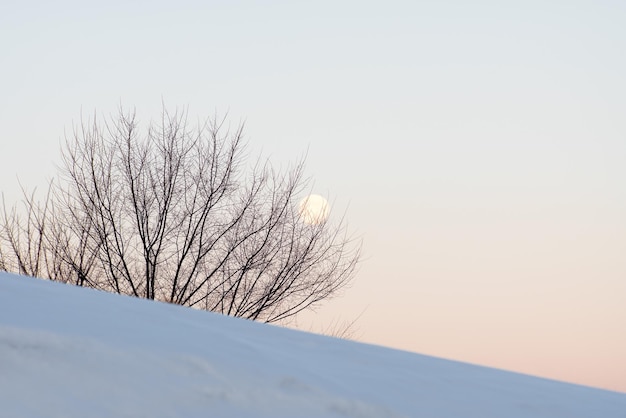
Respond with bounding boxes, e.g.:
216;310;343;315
0;106;360;323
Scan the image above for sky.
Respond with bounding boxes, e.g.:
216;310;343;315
1;0;625;392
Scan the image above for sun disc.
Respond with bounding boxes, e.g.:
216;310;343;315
298;194;330;225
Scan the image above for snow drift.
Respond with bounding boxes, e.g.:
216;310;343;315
1;272;624;417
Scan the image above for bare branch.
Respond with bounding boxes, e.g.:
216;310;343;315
0;105;361;324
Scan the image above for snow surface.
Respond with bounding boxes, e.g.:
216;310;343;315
1;272;624;418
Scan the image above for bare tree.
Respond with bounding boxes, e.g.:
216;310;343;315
0;185;53;278
0;106;360;323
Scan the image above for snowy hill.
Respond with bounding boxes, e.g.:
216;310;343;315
1;272;624;418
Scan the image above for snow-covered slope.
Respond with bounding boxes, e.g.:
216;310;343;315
1;272;624;418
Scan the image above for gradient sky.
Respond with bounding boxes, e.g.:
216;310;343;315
1;0;624;393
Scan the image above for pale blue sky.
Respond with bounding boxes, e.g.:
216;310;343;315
1;1;625;392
